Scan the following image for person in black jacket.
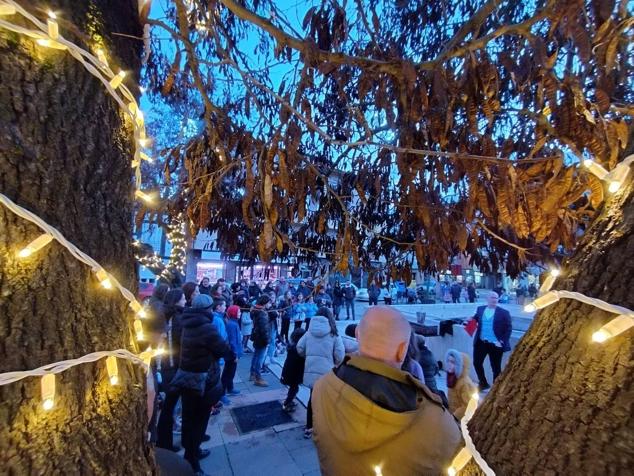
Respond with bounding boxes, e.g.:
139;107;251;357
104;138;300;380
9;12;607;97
157;289;186;452
171;294;235;475
280;327;306;412
332;281;344;319
146;283;170;343
249;294;272;387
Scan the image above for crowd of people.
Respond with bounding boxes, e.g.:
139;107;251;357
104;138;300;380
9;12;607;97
144;272;513;475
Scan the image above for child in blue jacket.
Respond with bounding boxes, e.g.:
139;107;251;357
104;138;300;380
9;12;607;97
222;305;243;397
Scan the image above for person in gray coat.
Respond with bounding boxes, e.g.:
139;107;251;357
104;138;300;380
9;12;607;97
297;307;345;438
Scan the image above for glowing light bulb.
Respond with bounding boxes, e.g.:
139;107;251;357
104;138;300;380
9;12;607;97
109;71;126;89
130;300;147;318
607;163;630;194
41;374;55;411
550;268;560;277
583;160;609;181
106;355;119;385
448;447;473;476
525;292;559;313
95;268;113;289
155;345;165;356
592;315;634;343
134;319;144;341
17;233;54;258
138;137;150;148
373;466;382;476
36;38;67;50
135;110;144;127
95;48;108;66
0;5;17;15
47;11;59;40
139;152;153;163
135;190;154;203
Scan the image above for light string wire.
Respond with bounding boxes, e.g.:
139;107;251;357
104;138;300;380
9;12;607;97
0;0;150;196
0;349;148;387
460;400;496;476
0;192;140;307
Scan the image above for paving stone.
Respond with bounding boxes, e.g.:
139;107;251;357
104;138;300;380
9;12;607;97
289;446;320;472
199;445;233;476
276;427;314;452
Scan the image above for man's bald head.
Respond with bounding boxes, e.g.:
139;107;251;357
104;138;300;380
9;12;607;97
356;306;412;368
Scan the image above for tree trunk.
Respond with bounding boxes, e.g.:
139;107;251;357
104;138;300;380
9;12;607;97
466;136;634;475
0;1;153;474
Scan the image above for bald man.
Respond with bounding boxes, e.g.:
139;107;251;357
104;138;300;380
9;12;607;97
312;307;462;476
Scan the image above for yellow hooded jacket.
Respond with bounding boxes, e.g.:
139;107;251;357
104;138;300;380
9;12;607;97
445;349;477;420
312;355;462;476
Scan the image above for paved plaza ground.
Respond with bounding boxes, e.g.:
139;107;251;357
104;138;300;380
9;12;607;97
163;297;534;475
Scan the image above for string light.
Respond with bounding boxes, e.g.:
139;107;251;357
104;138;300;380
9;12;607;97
41;374;55;410
17;233;53;258
607;161;631;194
0;1;148;205
539;268;560;294
129;300;147;318
135;190;154;203
46;10;58;39
524;291;560;312
592;315;634;343
106;356;119;385
109;70;126;89
584;159;609;180
94;268;113;289
0;4;16;15
447;448;472;476
134;319;144;341
139;151;153;163
373;466;383;476
95;47;108;66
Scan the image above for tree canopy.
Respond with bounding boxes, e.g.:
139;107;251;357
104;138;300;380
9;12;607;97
141;0;633;279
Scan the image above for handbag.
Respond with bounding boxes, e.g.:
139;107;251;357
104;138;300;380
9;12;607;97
169;368;207;396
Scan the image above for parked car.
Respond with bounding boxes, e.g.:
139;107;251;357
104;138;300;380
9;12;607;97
138;281;154;303
356;287;369;302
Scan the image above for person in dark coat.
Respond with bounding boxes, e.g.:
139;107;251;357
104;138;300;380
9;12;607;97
368;283;381;306
146;283;170;343
222;305;242;397
249;294;272;386
170;294;235;475
248;280;261;302
467;282;477;303
156;289;187;452
343;282;356;320
450;282;462;303
472;292;512;391
332;281;344;319
278;291;294;344
198;277;212;296
280;327;307;412
415;335;448;407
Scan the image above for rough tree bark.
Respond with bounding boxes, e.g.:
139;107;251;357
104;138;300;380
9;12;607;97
465;132;634;475
0;1;154;474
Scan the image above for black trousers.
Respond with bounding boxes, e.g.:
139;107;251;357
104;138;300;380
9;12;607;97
156;389;180;449
369;297;378;305
473;339;503;387
221;359;237;393
281;319;290;342
306;389;314;429
345;300;355;320
181;388;213;472
284;383;299;406
452;296;460;303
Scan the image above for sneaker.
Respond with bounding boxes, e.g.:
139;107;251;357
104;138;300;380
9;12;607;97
303;428;313;439
202;434;211;442
254;378;269;387
245;347;253;353
211;407;221;416
220;395;231;405
261;366;270;374
282;402;296;413
249;373;256;381
214;400;224;409
228;389;241;396
479;383;490;392
197;448;211;460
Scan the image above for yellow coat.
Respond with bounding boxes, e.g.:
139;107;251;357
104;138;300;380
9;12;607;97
447;351;477;420
312;355;462;476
